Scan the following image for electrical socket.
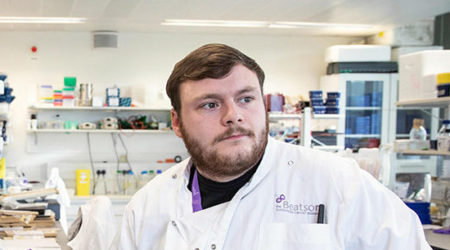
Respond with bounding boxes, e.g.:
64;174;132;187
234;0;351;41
119;155;128;163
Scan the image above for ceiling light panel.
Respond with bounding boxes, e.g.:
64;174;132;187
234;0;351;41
162;19;268;28
0;17;86;24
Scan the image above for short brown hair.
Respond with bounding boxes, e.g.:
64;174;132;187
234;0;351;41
166;43;265;113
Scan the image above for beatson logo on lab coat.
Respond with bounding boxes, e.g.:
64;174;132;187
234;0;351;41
274;194;320;215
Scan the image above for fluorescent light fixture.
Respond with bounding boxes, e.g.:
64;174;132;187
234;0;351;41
0;17;86;24
161;19;375;30
162;19;268;28
269;21;376;30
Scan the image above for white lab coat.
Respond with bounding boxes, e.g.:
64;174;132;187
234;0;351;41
68;196;117;250
118;138;431;250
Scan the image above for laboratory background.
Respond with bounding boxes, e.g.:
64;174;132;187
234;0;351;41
0;0;449;249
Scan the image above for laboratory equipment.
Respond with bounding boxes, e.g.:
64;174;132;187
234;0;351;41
437;120;450;152
79;83;93;106
409;119;427;150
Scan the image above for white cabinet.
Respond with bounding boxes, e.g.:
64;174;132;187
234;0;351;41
321;73;399;149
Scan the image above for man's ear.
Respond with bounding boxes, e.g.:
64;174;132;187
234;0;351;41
171;109;183;138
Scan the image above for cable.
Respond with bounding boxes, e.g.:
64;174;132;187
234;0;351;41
86;133;96;195
111;133;120;171
118;133;134;173
111;133;122;194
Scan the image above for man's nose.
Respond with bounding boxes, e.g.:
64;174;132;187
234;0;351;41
221;101;243;125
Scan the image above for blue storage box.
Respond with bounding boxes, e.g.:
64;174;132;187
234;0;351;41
325;98;339;106
309;90;323;99
119;97;132;107
106;87;120;98
404;201;431;224
313;106;326;114
325;106;340;114
327;92;340;99
311;99;324;106
107;97;120;107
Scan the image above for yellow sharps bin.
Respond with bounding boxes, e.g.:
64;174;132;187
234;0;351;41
76;169;90;196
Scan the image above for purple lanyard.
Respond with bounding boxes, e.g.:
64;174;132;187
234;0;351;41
192;169;203;212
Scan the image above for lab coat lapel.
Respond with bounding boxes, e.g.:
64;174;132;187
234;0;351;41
207;137;276;249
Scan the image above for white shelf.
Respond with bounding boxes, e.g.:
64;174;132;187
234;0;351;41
345;134;380;138
313;145;344;151
268;113;301;120
312;114;343;119
395;149;450;156
27;129;174;134
29;105;171;112
346;107;381;111
70;194;132;202
268;112;342;120
396;97;450;108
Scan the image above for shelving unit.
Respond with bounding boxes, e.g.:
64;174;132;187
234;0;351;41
345;107;382;111
27;129;173;134
396;97;450;108
29;105;170;112
27;104;174;148
395;97;449;157
395;149;450;156
268;112;342;120
269;108;343;149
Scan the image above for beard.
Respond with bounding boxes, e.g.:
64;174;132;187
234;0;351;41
179;115;269;181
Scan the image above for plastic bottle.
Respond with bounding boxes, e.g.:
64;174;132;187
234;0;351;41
409;119;427;150
125;170;136;196
29;114;37;130
122;170;129;195
437;120;450;152
94;170;106;195
116;170;123;194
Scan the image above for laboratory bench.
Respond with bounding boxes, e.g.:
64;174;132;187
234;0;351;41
425;229;450;250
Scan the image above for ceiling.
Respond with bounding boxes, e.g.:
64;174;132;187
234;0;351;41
0;0;449;36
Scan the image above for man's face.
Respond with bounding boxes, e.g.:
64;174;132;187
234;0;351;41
172;64;268;181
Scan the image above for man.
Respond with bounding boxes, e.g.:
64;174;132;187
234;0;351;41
118;44;430;249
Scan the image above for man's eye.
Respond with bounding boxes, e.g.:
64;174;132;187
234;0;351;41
201;102;218;109
240;96;253;103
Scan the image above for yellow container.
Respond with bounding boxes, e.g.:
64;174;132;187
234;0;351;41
437;72;450;84
75;169;90;196
0;158;5;189
0;158;5;179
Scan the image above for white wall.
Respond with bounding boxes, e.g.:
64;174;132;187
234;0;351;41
0;31;360;182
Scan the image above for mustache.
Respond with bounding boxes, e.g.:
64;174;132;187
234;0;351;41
213;126;255;144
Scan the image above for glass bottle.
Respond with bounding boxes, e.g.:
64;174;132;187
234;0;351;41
409;119;427;150
438;120;450;152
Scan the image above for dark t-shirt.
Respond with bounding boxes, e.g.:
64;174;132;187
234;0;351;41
187;161;259;210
